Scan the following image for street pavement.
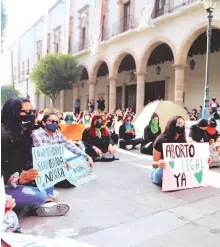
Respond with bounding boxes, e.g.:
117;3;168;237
21;148;220;247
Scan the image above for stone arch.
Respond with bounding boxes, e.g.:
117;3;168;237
78;63;90;81
110;48;138;78
90;57;110;81
138;36;177;73
177;20;220;66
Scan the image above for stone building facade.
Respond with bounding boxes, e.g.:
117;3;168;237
9;0;220;112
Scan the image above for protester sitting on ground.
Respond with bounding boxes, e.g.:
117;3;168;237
213;112;220;132
1;98;69;217
82;114;116;161
206;118;220;143
77;111;84;124
106;113;114;129
152;116;186;186
82;111;92;128
2;194;22;233
197;106;203;119
32;112;93;166
97;97;105;113
187;119;209;143
190;108;198;121
119;114;142;150
210;97;219;113
65;112;74;124
111;111;124;144
140;113;161;155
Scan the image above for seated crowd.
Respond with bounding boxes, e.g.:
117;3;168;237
1;97;220;234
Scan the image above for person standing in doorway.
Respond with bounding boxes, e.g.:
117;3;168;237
97;97;105;113
74;99;80;115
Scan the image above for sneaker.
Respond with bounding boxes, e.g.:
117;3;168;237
125;145;133;150
35;202;70;217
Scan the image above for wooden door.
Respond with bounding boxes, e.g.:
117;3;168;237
116;86;122;110
145;81;165;105
126;84;136;112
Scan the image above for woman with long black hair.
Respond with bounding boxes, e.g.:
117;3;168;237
1;98;69;217
152;116;186;186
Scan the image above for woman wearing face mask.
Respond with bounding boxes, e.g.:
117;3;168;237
32;113;93;166
187;119;209;143
140;113;161;155
206;118;220;143
119;114;142;150
1;98;69;217
65;113;74;124
82;115;116;161
82;112;91;128
152;116;186;186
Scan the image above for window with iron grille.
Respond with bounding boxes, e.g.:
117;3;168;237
123;1;131;31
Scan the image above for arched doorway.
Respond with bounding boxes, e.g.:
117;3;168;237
95;61;109;111
144;43;174;105
117;54;136;111
184;28;220;110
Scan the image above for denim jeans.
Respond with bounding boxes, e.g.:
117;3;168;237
151;168;163;186
5;185;54;208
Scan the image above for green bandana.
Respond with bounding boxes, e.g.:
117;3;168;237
95;128;102;138
150;120;159;134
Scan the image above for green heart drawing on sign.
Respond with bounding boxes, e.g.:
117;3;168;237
169;161;175;169
194;170;203;184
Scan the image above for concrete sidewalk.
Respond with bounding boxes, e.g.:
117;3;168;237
21;150;220;247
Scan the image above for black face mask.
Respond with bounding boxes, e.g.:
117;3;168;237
20;115;35;129
95;122;103;128
175;126;185;134
209;123;217;127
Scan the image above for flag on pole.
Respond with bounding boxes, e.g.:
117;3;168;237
137;0;155;32
91;0;107;56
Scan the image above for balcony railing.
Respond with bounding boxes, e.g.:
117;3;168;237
73;39;89;53
112;15;137;36
153;0;198;18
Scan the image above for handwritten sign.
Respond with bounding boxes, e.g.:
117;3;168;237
32;144;68;191
64;148;96;186
162;143;209;191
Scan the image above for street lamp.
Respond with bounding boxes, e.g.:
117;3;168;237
201;0;217;119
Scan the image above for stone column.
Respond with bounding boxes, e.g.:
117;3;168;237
89;81;96;101
136;72;146;113
105;84;109;112
109;77;117;113
164;76;170;100
122;83;126;110
173;64;185;106
60;90;65;112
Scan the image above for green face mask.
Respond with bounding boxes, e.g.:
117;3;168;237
150;119;159;134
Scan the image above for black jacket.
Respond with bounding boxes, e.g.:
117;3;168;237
189;124;209;143
141;125;161;147
1;124;33;184
119;124;136;141
82;127;113;153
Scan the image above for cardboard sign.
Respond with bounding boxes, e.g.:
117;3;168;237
32;144;68;191
162;143;209;191
1;232;95;247
64;148;96;186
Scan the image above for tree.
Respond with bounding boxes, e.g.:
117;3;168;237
1;85;20;106
1;0;8;53
30;54;82;107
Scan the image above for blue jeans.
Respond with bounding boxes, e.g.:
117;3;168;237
152;168;163;186
5;185;54;208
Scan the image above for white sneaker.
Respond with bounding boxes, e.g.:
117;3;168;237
36;202;70;217
126;145;133;150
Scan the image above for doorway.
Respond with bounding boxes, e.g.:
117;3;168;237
126;84;136;112
145;81;165;105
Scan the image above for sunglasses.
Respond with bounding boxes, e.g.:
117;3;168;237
47;120;59;124
20;110;37;116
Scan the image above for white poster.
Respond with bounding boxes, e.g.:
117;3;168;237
162;143;210;191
